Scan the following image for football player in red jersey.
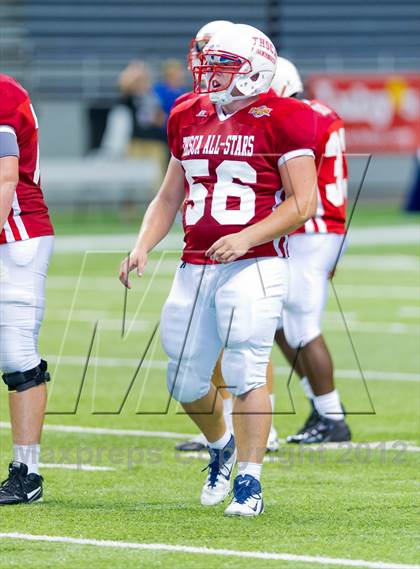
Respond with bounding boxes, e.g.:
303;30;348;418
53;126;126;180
271;58;351;443
0;75;54;505
175;20;281;455
120;24;318;516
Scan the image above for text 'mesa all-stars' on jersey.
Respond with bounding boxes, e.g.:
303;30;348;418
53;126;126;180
167;92;318;264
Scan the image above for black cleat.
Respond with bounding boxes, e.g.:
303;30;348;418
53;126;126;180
288;415;351;444
176;434;207;452
176;440;207;452
287;403;321;444
0;462;43;505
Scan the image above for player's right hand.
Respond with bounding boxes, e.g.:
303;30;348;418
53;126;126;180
119;249;148;289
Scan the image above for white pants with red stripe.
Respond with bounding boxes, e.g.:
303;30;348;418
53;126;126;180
0;236;54;374
279;233;346;348
160;257;288;403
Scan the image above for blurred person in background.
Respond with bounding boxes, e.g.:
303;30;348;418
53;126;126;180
98;60;166;159
404;149;420;212
154;59;188;123
0;74;54;505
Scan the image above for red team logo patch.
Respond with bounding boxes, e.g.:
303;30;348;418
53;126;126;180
248;105;272;118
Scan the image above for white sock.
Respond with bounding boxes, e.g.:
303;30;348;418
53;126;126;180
300;376;314;400
237;461;262;482
314;390;344;421
223;397;233;433
208;429;231;450
269;393;275;412
13;444;40;475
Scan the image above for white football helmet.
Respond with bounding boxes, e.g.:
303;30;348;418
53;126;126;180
188;20;233;71
271;56;303;98
194;23;277;105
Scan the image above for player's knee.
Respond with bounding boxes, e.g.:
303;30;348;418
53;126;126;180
166;360;209;403
284;319;321;349
2;359;50;393
222;350;267;397
0;284;35;311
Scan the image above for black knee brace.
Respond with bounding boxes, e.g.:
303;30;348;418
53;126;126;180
2;359;51;392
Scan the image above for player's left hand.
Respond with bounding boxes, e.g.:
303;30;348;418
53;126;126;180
206;232;251;263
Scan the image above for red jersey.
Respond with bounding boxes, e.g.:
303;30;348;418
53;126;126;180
293;99;347;235
167;92;317;264
0;74;54;244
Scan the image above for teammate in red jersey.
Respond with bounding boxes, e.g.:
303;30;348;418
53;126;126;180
0;75;54;505
271;58;351;443
120;24;318;516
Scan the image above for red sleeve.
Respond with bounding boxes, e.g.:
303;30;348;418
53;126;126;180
272;99;317;165
0;77;30;136
167;106;183;161
0;96;20;132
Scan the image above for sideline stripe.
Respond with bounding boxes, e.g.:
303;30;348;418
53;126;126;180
0;532;418;569
39;463;115;472
1;423;418;452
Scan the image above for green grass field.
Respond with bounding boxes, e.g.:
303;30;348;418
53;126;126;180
0;206;419;569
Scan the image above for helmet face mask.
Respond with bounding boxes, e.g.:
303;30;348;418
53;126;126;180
193;24;277;105
193;51;252;100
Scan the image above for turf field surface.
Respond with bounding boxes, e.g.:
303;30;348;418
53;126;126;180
0;208;419;569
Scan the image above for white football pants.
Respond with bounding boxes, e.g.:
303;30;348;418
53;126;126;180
0;236;54;373
160;257;288;403
279;233;346;348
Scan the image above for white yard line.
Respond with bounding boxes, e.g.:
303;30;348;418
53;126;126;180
0;533;418;569
348;225;419;246
46;276;420;300
329;285;419;300
45;355;419;383
44;310;418;335
53;225;420;253
1;422;418;452
399;306;420;318
183;441;420;459
0;422;191;440
323;321;417;334
38;463;115;472
340;255;419;271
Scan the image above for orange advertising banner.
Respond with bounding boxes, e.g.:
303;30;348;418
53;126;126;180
307;74;420;154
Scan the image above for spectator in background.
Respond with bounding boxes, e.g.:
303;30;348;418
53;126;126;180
154;59;188;123
98;60;166;158
405;149;420;212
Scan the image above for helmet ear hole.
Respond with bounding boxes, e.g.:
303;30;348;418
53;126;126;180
250;73;260;83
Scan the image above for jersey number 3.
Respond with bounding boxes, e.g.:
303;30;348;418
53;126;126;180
324;128;347;207
182;159;256;225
